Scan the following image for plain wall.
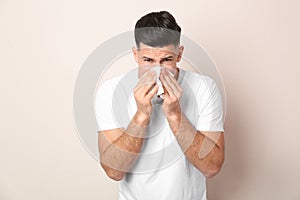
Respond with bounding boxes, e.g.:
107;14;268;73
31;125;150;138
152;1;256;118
1;0;300;199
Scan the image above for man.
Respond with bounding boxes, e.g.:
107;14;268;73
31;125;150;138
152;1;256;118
96;11;225;200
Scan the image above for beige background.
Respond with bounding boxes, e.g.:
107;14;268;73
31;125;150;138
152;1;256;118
1;0;300;199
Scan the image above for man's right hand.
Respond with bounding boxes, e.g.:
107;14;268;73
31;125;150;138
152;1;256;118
98;70;159;181
133;70;159;122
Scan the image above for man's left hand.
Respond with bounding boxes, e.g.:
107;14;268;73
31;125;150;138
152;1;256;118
160;68;182;118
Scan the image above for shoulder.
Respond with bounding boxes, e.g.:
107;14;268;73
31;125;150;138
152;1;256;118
96;73;127;93
181;69;217;91
94;73;126;103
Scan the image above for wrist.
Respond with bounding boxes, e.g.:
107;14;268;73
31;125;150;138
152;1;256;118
166;111;182;123
166;111;182;135
134;111;150;127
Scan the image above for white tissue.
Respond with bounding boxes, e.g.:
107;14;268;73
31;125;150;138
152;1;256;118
150;66;176;99
150;66;163;97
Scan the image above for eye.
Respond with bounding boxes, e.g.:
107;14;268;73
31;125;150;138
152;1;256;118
162;58;173;62
143;58;153;62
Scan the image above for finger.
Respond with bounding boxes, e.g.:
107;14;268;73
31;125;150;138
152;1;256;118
160;73;173;97
161;66;177;77
138;70;155;87
137;81;157;98
168;72;181;92
162;69;181;98
139;69;152;80
146;84;159;99
139;70;154;83
136;71;157;97
135;71;156;95
163;72;178;96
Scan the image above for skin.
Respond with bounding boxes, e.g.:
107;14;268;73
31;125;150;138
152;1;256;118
98;43;225;181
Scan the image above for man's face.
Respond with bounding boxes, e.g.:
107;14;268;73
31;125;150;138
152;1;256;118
133;43;184;78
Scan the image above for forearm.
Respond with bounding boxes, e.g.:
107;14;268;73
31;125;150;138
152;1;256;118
166;113;224;178
100;112;149;179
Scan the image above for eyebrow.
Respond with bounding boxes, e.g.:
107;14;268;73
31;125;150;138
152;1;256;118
142;56;153;59
141;55;174;61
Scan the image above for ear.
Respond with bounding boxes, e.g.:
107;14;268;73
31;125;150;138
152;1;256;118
132;47;138;63
176;45;184;62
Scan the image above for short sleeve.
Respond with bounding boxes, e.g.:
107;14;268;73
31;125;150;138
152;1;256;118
195;76;224;132
94;80;119;132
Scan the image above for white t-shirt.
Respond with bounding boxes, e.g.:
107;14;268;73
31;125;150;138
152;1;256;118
95;68;224;200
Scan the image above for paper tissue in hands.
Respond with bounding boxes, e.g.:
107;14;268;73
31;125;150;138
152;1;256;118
150;66;175;104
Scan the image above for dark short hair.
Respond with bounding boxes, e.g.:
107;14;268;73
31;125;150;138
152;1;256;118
134;11;181;48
